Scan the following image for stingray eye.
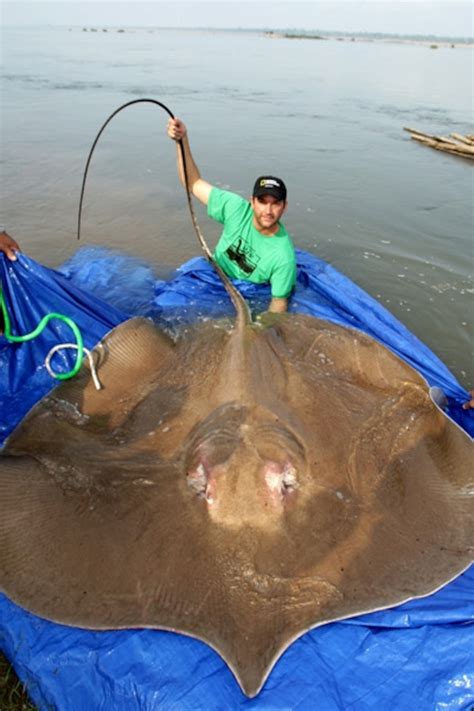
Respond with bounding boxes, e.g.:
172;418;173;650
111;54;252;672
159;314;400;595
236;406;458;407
264;461;299;500
186;461;217;505
187;463;208;497
281;463;298;494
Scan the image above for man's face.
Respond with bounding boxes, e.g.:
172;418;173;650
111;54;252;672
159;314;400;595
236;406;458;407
251;195;287;233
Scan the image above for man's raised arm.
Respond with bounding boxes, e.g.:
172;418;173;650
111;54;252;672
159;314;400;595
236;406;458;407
167;118;213;206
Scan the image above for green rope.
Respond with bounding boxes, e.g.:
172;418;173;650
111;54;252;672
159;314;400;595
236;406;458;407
0;287;84;380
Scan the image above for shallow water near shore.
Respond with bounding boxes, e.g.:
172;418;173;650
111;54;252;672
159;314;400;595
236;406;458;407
1;26;473;385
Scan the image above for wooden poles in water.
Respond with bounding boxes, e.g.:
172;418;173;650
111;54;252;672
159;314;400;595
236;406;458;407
404;127;474;159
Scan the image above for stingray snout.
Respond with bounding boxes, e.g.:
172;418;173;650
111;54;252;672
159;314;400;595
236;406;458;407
185;444;302;530
184;409;308;525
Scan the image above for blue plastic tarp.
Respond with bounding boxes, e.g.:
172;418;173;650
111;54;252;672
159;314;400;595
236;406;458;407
1;247;473;710
0;252;128;446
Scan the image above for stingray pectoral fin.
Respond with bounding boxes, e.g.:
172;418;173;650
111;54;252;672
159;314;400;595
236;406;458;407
0;452;193;627
0;456;64;606
55;317;176;415
6;318;178;454
273;313;427;391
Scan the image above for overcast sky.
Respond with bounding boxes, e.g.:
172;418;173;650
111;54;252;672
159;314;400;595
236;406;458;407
1;1;473;37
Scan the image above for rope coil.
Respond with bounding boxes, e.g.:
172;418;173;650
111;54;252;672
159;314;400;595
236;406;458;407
45;343;102;390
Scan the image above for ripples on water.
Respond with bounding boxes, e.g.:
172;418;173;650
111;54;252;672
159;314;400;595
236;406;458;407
1;27;473;384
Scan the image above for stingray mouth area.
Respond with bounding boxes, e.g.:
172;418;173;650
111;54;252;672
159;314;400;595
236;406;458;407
186;456;299;506
183;408;309;527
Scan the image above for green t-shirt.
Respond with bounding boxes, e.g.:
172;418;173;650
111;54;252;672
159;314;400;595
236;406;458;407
208;188;296;299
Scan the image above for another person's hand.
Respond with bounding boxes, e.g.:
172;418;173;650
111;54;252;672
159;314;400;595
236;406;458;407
167;118;187;142
462;390;474;410
0;231;20;260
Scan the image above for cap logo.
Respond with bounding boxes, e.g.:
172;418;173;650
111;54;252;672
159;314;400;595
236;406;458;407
260;179;280;188
253;175;287;200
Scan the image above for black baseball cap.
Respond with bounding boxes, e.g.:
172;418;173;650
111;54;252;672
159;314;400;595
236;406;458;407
252;176;287;202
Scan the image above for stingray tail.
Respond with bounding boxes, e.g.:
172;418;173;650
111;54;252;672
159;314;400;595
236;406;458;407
76;98;252;329
184;186;251;327
211;258;252;328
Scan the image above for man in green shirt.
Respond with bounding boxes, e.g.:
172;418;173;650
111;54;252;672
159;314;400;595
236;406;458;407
167;118;296;313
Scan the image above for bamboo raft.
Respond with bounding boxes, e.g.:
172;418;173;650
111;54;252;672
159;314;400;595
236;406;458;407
404;127;474;159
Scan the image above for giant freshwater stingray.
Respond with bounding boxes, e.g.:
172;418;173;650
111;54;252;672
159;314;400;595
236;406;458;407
0;99;472;695
0;279;472;696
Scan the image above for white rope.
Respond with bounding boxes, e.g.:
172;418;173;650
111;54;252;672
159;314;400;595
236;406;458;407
45;343;102;390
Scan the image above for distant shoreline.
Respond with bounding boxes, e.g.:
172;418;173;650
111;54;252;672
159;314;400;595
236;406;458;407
3;25;474;47
265;31;474;49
